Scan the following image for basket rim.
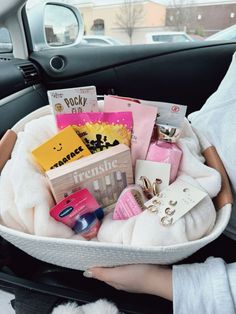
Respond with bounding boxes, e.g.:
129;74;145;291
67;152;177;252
0;203;231;252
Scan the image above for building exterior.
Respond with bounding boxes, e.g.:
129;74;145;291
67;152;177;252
76;0;167;44
166;1;236;36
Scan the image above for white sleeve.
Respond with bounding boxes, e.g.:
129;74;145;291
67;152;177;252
172;257;236;314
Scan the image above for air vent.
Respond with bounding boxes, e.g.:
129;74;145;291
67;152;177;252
18;63;40;85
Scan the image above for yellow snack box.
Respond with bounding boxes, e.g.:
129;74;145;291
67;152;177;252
32;125;91;171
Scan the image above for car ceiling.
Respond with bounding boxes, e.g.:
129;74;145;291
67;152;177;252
0;0;26;20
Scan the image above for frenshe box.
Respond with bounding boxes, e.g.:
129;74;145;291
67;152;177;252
32;126;91;171
46;144;133;206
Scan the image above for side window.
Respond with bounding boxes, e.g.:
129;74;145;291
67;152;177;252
0;28;12;53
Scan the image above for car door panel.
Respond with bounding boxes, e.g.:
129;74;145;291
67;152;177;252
1;42;235;137
0;85;47;137
29;42;236;114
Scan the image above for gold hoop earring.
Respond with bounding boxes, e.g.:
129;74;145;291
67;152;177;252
139;176;152;193
165;207;175;216
169;200;177;206
161;216;173;226
152;178;162;196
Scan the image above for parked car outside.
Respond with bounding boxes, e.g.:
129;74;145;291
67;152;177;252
82;35;123;46
188;34;205;42
206;24;236;41
145;31;194;44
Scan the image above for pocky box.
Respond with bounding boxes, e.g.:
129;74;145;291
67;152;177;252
56;112;133;154
48;86;98;116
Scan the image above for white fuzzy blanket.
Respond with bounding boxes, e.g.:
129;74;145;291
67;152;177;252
0;115;84;239
51;299;119;314
0;114;221;246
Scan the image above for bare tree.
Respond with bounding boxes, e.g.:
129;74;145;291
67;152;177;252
116;0;144;44
168;0;197;33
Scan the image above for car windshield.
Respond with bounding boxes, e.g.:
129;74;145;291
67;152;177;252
25;0;236;50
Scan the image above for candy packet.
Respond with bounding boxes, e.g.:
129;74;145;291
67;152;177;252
56;112;133;154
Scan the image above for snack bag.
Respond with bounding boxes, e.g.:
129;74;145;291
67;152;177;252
56;112;133;154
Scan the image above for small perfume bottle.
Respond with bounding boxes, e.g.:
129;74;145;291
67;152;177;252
115;171;125;195
72;171;79;184
93;180;102;205
104;175;114;206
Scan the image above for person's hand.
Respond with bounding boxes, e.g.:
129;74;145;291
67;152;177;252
83;264;173;301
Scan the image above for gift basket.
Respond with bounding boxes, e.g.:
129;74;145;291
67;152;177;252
0;91;232;271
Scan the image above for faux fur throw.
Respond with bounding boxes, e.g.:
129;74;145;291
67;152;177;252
51;299;119;314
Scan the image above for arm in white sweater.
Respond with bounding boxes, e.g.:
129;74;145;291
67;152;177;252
173;257;236;314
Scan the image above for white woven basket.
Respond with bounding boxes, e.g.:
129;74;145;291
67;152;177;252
0;106;232;270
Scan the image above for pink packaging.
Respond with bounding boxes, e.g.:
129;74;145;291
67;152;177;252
146;141;182;183
104;95;158;165
50;189;104;240
56;112;133;153
113;185;146;220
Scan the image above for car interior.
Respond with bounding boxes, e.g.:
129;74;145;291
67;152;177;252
0;0;235;313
